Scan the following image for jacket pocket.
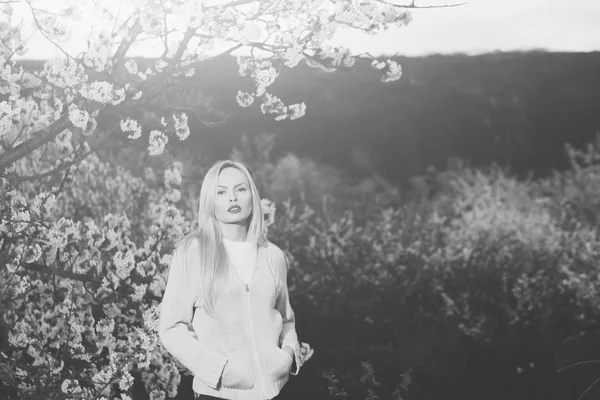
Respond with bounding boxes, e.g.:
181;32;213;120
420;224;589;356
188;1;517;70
260;345;293;383
221;347;255;390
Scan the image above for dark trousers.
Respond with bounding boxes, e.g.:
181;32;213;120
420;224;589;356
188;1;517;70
195;394;277;400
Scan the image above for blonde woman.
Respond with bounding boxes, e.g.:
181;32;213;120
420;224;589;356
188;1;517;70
159;160;313;400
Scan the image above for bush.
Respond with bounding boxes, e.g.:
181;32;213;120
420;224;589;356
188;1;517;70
264;140;600;400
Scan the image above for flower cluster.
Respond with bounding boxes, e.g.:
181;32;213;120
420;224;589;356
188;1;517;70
1;150;194;398
236;90;255;108
173;113;190;141
261;198;277;227
149;130;168;155
372;59;402;82
121;118;143;140
80;81;126;105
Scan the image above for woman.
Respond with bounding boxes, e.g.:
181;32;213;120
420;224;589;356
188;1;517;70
159;160;312;400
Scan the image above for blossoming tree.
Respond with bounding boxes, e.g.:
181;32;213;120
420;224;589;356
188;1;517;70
0;0;456;398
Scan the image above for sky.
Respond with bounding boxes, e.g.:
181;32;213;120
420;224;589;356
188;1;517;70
339;0;600;56
11;0;600;59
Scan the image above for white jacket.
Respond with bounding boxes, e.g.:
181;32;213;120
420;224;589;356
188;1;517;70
159;240;301;400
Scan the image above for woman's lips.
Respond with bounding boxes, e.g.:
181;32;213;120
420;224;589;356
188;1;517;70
227;205;241;213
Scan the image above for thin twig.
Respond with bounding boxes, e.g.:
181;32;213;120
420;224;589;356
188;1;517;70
379;0;467;9
110;0;125;36
24;0;74;59
577;376;600;400
557;360;600;374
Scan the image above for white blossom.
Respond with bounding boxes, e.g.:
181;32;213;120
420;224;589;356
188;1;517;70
80;81;117;104
120;118;142;140
372;59;386;70
260;93;286;118
284;47;304;68
261;198;276;227
381;60;402;82
173;113;190;140
143;305;160;333
148;130;168;155
114;249;135;279
288;102;307;120
119;370;135;391
131;283;148;302
23;244;42;263
61;379;71;394
236;91;254;108
164;165;183;188
67;104;90;130
253;61;278;96
125;60;138;75
12;210;31;233
54;129;74;153
166;188;181;203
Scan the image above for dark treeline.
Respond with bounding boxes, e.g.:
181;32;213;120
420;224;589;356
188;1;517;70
175;50;600;184
19;51;600;184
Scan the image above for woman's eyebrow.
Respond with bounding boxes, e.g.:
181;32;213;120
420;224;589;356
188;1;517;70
217;183;248;188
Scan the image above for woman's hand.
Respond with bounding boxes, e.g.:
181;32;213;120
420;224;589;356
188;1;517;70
299;341;314;364
282;342;314;364
220;355;254;389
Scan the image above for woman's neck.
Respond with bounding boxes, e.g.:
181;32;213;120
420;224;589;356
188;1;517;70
219;223;248;242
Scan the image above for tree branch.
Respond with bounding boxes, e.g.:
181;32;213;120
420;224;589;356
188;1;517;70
0;114;71;171
2;146;96;182
167;27;197;69
19;262;100;284
169;43;244;77
110;0;126;36
204;0;257;9
112;18;142;75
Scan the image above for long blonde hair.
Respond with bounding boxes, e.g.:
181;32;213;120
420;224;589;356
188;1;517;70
176;160;267;315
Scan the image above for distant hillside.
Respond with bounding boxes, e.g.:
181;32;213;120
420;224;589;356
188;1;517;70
17;51;600;183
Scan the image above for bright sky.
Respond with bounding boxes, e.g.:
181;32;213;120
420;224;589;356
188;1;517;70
12;0;600;59
352;0;600;55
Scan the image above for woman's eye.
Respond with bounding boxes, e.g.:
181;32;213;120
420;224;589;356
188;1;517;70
217;190;226;195
237;187;247;192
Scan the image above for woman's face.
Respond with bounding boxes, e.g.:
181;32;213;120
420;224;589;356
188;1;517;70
214;167;253;226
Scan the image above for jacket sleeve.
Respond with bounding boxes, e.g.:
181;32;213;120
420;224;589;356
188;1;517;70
273;245;302;376
159;241;228;388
